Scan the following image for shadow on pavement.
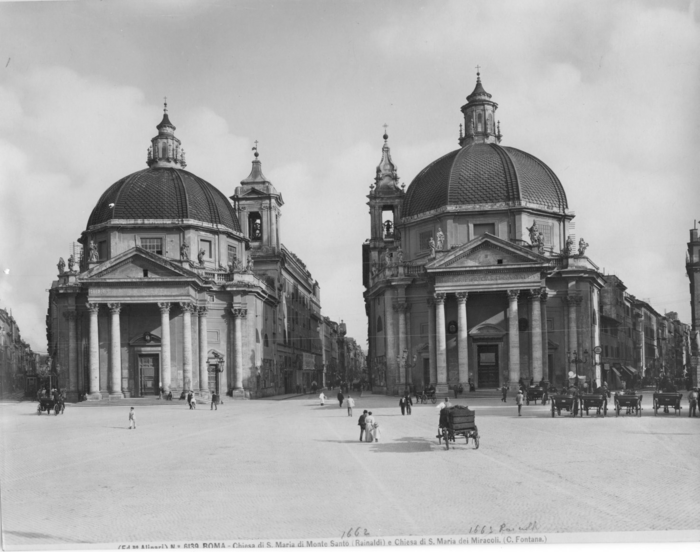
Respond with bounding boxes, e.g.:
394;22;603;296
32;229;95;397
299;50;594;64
368;437;434;453
4;530;90;544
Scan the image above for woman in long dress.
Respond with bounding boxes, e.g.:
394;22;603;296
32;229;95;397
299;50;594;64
319;392;327;406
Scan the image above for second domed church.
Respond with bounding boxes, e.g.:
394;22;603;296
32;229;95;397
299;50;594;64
363;72;605;394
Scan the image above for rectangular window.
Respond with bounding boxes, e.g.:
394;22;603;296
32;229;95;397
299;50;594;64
547;319;554;332
227;245;236;265
98;240;107;260
419;231;432;251
534;221;553;246
473;223;495;238
200;239;213;259
420;323;428;337
140;237;163;255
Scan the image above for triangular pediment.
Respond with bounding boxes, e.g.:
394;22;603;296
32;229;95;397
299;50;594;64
84;247;201;281
426;233;549;271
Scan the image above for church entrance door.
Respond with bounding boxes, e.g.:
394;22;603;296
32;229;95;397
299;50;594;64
208;366;220;395
477;345;499;388
138;354;159;396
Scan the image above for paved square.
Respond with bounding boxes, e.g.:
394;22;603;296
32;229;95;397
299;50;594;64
1;392;699;547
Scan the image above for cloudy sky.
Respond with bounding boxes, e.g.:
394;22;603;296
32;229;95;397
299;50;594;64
0;0;698;352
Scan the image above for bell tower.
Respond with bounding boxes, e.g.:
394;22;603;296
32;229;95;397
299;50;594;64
231;144;283;253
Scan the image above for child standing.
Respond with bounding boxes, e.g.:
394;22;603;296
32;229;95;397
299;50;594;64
128;407;136;429
516;389;524;416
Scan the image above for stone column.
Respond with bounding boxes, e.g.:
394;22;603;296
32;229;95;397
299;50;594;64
507;290;520;390
384;288;397;392
540;291;549;383
180;302;194;392
394;301;408;387
198;306;209;396
232;306;247;393
566;295;580;357
158;303;172;392
108;303;123;398
63;310;78;399
530;288;544;383
456;292;469;385
87;303;101;399
427;298;436;386
434;293;448;392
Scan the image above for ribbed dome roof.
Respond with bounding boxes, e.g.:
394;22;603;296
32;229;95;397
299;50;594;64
403;142;568;217
87;168;241;232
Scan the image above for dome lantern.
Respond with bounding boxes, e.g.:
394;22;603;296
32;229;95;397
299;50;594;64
147;99;187;169
459;68;501;147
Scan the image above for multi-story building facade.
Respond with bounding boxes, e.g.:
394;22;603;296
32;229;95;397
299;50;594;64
0;308;46;395
687;223;700;385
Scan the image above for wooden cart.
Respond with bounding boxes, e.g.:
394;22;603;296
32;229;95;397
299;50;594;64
550;394;578;417
579;393;607;417
37;396;65;415
653;392;682;416
437;405;479;450
614;392;642;416
525;386;547;405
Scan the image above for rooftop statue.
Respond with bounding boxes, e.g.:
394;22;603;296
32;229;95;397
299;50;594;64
88;240;99;262
578;238;589;256
436;227;445;250
180;241;190;261
57;257;65;275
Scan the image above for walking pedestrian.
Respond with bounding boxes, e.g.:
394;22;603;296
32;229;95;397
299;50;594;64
364;411;375;442
319;391;327;406
346;395;355;416
516;389;524;416
501;383;508;402
128;407;136;429
337;390;344;408
211;392;219;410
688;388;698;418
399;395;406;415
405;393;413;415
190;395;197;409
187;391;193;408
358;410;367;441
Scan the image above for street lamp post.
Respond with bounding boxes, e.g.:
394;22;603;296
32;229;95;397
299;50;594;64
567;349;589;389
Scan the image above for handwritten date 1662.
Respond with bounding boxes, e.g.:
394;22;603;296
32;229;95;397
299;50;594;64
340;527;370;539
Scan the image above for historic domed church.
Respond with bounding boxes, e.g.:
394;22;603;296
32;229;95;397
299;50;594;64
363;72;605;394
48;104;324;400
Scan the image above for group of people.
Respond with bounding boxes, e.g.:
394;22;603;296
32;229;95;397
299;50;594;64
357;410;380;442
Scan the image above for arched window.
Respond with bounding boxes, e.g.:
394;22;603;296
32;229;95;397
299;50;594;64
487;113;493;133
477;112;483;132
249;212;262;241
161;142;167;158
377;315;383;333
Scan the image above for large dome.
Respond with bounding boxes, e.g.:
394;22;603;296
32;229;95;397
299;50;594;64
402;142;568;218
86;167;241;233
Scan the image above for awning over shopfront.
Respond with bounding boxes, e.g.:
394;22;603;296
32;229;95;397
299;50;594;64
620;365;637;377
611;366;622;377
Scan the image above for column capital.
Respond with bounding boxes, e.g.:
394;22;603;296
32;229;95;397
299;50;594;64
158;302;171;313
197;305;209;317
529;287;544;300
232;307;248;318
456;292;468;303
63;310;77;321
86;302;100;314
393;301;411;313
540;290;549;303
507;289;520;301
434;292;446;305
107;302;121;314
180;302;195;313
564;295;583;306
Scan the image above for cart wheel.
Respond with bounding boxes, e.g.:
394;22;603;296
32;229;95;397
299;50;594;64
654;401;658;416
637;405;642;417
551;405;555;417
37;406;41;415
474;435;480;449
616;405;620;416
442;428;450;450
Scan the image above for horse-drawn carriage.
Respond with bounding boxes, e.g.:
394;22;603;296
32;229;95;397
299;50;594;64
416;387;437;404
437;405;479;450
579;393;608;417
37;395;65;415
525;386;547;405
614;391;642;416
550;392;578;417
653;392;682;416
